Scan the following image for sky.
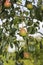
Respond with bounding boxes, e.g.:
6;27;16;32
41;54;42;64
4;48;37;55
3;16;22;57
0;0;43;36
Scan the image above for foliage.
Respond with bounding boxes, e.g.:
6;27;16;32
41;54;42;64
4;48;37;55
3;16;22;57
0;0;43;65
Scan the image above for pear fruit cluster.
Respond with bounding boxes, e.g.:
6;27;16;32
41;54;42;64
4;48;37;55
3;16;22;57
4;0;11;8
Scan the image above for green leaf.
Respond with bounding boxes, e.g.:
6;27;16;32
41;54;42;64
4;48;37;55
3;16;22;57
10;43;13;48
27;20;33;26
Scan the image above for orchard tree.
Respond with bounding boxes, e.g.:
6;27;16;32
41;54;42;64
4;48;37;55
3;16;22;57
0;0;43;65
